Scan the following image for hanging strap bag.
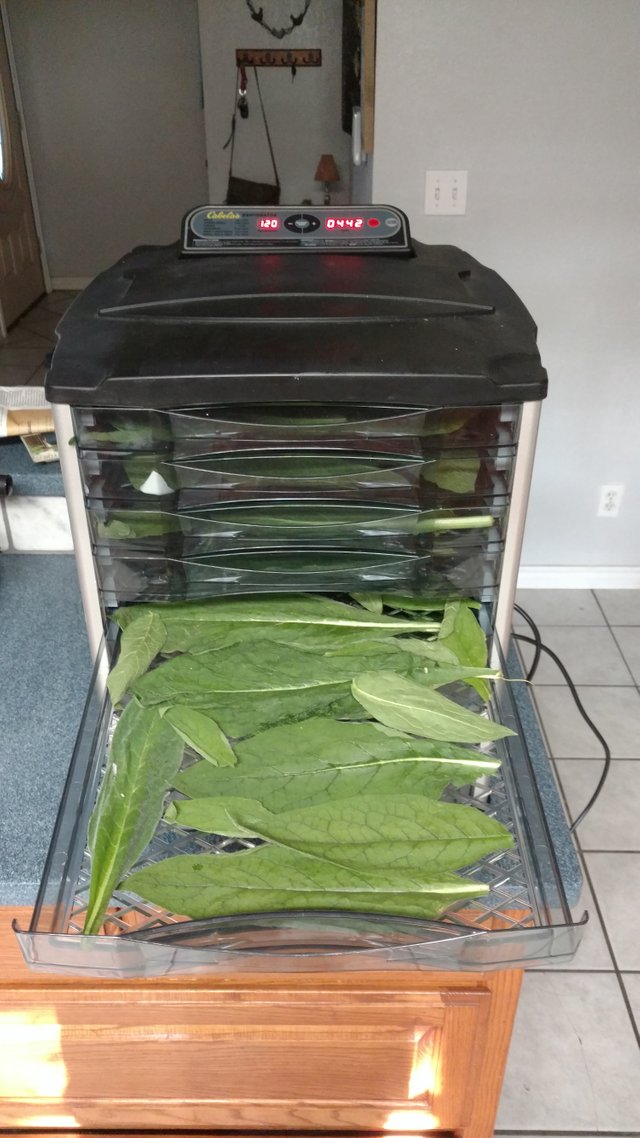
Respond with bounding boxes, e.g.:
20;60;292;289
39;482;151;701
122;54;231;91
225;67;281;205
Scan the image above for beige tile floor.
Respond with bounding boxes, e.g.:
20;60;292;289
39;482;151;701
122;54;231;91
0;291;76;383
4;303;640;1133
497;588;640;1134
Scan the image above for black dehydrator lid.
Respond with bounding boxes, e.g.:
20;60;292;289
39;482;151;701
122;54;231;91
45;207;547;408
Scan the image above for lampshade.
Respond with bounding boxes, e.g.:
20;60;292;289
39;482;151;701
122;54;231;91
314;153;340;184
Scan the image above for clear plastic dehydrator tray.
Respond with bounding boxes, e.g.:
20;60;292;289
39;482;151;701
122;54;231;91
73;403;520;454
15;623;585;977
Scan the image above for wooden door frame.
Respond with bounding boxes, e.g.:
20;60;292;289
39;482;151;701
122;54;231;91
0;0;50;335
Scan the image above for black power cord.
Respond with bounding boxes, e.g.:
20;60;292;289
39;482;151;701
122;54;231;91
512;603;612;834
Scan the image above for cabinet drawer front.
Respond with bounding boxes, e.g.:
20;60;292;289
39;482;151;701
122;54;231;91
1;989;489;1131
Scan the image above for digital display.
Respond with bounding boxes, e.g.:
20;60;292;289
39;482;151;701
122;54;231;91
325;217;364;230
183;205;408;254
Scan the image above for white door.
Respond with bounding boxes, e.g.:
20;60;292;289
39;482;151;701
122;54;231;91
349;0;375;203
0;9;45;329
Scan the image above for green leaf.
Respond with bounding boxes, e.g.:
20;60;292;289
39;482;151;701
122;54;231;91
84;699;184;935
172;717;499;812
350;592;384;614
140;683;360;738
165;796;265;836
175;794;513;873
380;595;448;612
162;705;236;766
178;451;406;479
113;593;440;634
235;717;498;773
158;620;411;657
124;455;177;494
419;664;499;689
134;640;419;705
126;844;489;921
98;511;180;541
438;601;487;665
423;456;479;493
351;672;515;742
437;600;490;699
200;686;362;738
107;612;166;706
395;637;460;664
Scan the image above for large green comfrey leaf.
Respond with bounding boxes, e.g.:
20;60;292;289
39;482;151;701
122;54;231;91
123;885;473;922
437;600;491;698
173;717;500;812
191;641;420;688
352;672;514;743
133;640;421;706
198;686;362;738
438;600;487;665
156;620;417;657
166;793;513;873
234;717;499;772
84;699;184;935
114;593;440;634
107;612;166;706
126;844;489;921
165;796;265;837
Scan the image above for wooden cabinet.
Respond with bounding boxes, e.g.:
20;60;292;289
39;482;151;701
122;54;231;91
1;909;521;1137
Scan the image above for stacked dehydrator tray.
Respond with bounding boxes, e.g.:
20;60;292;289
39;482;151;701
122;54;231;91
15;205;584;976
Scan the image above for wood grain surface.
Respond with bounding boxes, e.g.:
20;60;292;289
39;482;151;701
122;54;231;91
1;908;521;1136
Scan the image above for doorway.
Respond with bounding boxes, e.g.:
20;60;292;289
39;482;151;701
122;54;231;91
198;0;376;207
0;6;46;332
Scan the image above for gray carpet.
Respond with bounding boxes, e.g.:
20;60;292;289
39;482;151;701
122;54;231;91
0;554;90;902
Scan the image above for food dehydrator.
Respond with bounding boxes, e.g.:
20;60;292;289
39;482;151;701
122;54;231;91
15;205;584;976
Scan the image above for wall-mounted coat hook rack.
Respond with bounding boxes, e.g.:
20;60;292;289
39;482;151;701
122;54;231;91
236;48;321;67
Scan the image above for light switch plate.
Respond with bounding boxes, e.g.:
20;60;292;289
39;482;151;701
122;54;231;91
425;170;468;215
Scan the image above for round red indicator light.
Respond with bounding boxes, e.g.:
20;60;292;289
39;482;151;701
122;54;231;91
368;218;380;227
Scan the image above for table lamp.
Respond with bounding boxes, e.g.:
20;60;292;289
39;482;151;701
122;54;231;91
314;154;340;204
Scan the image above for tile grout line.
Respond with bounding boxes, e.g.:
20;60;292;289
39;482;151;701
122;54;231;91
516;682;637;688
530;591;640;1045
516;604;636;685
0;495;15;552
609;623;640;687
516;612;640;1044
592;588;612;627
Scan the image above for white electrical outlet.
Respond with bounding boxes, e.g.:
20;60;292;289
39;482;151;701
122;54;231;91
598;484;624;517
425;170;468;215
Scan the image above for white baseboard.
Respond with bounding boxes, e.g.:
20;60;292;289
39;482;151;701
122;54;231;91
50;276;93;291
518;565;640;589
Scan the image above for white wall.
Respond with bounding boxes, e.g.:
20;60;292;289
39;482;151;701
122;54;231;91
198;0;351;205
373;0;640;575
6;0;207;280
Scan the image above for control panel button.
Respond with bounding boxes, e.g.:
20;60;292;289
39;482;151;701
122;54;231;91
284;213;320;233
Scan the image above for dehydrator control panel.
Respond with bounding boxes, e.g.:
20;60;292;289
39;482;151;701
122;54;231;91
182;205;411;254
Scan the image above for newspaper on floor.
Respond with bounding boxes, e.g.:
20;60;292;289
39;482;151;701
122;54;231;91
0;385;54;437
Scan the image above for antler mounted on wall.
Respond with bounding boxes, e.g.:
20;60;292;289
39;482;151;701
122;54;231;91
245;1;312;40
